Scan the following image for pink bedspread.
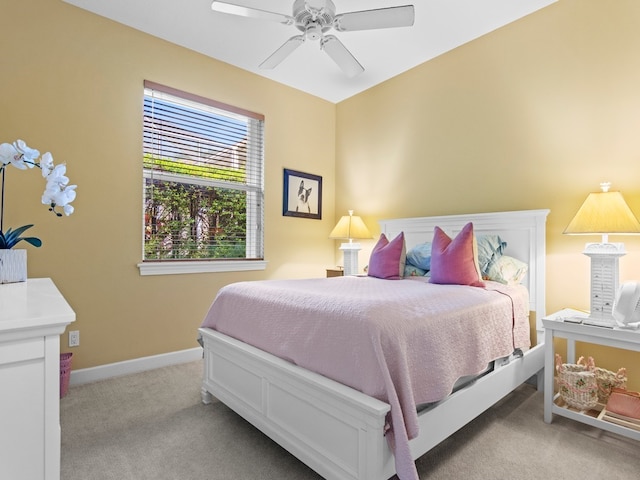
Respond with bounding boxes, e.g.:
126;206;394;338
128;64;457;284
200;276;530;480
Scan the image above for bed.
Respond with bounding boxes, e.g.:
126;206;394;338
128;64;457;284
198;209;549;480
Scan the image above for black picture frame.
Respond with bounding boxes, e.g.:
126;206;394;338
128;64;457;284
283;168;322;220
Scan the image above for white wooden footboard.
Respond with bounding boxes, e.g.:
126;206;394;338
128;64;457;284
200;327;544;480
199;328;393;480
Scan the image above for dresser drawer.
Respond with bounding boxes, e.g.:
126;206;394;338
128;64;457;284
0;338;44;366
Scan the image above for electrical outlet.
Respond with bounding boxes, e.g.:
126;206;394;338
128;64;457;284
69;330;80;347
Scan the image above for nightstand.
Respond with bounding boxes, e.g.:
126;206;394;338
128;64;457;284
543;308;640;440
326;268;344;278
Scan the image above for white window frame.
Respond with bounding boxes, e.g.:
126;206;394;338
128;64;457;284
138;81;266;276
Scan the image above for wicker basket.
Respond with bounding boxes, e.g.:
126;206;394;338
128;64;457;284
555;354;598;410
595;366;627;403
60;352;73;398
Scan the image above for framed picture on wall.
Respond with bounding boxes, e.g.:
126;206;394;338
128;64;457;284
283;168;322;220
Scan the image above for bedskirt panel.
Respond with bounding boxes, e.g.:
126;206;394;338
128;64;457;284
200;328;393;480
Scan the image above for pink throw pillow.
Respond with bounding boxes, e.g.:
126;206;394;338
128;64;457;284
368;232;406;280
429;222;485;287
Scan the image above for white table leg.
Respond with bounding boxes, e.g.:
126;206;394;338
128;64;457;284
567;338;576;363
544;327;554;424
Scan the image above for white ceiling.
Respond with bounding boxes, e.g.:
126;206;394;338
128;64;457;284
62;0;556;103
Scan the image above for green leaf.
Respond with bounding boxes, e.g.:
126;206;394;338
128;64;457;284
21;237;43;248
0;224;42;249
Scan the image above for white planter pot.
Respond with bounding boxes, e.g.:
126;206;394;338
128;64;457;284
0;249;27;284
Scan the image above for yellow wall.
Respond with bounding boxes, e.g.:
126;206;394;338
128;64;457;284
3;1;640;389
336;0;640;387
1;0;336;369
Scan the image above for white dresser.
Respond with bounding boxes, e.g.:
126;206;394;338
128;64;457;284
0;278;75;480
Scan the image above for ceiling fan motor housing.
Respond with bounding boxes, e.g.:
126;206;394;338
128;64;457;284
293;0;335;39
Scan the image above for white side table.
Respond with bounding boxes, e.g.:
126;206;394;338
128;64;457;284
543;308;640;440
0;278;76;480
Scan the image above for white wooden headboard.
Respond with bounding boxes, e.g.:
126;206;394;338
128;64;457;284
379;209;550;338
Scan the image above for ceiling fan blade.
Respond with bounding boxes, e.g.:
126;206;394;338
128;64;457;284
211;1;293;25
259;35;305;69
321;35;364;78
334;5;415;32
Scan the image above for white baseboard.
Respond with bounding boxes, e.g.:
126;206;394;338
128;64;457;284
69;347;203;386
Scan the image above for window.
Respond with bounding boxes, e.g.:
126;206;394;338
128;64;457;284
139;81;265;275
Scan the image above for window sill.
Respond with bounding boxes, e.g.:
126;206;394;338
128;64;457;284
137;260;267;276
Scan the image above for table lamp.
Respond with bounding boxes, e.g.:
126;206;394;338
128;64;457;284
563;182;640;327
329;210;372;276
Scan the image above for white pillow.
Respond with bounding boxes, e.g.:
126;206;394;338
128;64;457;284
485;255;528;285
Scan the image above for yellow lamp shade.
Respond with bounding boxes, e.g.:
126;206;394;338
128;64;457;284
564;188;640;236
329;210;372;241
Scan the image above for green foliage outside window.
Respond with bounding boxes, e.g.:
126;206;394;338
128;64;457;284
144;154;248;260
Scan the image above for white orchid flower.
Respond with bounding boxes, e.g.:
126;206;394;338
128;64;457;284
47;164;69;185
13;140;40;164
42;182;64;204
42;181;77;216
40;152;55;178
0;142;18;166
58;185;77;207
0;140;41;170
11;140;40;169
0;142;28;169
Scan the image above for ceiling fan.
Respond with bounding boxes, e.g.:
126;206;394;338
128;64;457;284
211;0;415;78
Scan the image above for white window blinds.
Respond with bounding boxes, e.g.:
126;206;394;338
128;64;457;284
142;81;264;262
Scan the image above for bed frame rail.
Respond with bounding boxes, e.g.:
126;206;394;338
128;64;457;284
405;343;544;463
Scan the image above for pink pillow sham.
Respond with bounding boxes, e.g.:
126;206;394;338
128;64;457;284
368;232;406;280
429;222;485;287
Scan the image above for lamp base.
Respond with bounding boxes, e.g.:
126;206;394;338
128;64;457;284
583;243;626;328
340;243;361;276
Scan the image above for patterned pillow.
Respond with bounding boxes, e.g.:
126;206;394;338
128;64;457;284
429;222;485;287
404;264;427;277
368;232;406;280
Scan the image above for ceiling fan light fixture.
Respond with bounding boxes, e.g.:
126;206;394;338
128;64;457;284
306;23;323;41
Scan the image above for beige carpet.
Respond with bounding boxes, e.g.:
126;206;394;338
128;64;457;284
61;361;640;480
